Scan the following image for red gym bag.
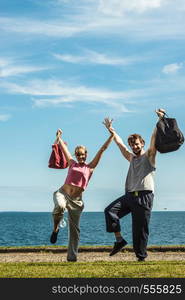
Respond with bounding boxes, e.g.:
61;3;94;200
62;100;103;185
48;143;68;169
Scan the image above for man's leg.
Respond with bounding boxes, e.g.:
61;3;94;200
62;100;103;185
131;192;153;261
50;190;66;243
104;194;130;256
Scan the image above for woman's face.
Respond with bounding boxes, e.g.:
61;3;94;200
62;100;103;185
75;148;87;164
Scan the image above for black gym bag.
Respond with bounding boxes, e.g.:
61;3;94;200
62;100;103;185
155;114;184;153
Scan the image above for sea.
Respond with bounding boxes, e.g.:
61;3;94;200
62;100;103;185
0;211;184;247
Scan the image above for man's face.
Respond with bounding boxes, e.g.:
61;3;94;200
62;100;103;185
129;138;144;155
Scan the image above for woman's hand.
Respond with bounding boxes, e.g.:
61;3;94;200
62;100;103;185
56;128;62;138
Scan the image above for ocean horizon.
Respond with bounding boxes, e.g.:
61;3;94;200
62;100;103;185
0;211;184;247
1;210;185;213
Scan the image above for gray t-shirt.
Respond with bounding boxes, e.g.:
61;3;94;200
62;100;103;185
125;153;156;192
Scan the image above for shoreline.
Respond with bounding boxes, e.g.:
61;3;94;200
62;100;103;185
0;245;185;253
0;246;185;263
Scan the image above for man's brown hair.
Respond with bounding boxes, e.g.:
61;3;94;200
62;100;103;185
127;134;145;146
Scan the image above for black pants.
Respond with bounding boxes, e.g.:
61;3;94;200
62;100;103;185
104;191;154;259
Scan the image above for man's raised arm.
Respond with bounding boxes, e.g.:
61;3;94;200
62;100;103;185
103;118;133;162
147;109;166;166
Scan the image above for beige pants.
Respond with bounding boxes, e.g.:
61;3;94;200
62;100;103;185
52;189;84;261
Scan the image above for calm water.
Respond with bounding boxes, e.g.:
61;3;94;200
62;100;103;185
0;211;184;247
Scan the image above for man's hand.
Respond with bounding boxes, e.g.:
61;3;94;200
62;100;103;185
103;117;115;134
155;108;166;119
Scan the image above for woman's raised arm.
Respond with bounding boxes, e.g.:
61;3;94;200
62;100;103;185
88;129;114;170
55;129;73;165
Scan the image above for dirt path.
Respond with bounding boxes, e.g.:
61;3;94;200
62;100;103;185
0;248;185;263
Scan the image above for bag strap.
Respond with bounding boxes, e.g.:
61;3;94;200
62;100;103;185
157;109;170;128
163;112;169;118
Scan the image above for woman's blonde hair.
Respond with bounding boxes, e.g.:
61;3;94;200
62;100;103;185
74;145;87;155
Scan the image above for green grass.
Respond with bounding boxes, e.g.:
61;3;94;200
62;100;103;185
1;246;185;278
0;261;185;278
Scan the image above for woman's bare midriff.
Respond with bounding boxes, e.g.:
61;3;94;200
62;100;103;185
60;184;84;198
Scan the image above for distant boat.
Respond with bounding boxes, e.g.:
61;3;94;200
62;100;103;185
164;208;167;210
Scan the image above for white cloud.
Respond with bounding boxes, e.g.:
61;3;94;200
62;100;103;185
0;58;12;67
0;79;147;113
54;50;141;66
0;114;11;121
33;97;74;107
32;96;130;113
98;0;164;16
0;1;185;41
0;56;49;77
0;66;48;78
54;54;85;64
0;79;136;98
0;17;85;38
162;63;183;74
2;74;185;113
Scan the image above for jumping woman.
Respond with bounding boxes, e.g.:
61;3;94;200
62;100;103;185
50;126;114;262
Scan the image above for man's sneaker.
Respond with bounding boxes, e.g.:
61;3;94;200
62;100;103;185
50;230;59;244
138;257;145;262
109;239;127;256
67;258;77;262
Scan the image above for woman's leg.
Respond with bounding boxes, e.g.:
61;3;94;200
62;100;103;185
66;197;84;261
50;190;67;244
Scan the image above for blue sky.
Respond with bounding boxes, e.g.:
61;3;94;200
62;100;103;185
0;0;184;212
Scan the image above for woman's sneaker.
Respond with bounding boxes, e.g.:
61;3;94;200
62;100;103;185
50;229;59;244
